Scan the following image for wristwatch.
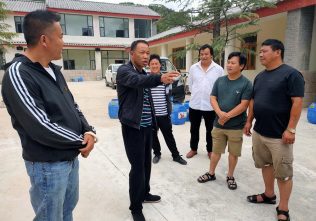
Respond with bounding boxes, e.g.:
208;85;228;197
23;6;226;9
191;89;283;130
287;128;296;134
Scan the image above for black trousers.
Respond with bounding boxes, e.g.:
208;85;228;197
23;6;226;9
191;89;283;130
121;124;152;213
189;108;216;152
152;115;180;158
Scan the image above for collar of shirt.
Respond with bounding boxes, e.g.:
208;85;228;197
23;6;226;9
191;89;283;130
197;60;217;73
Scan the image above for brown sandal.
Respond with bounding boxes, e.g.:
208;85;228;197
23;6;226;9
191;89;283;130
247;193;276;204
276;207;290;221
226;176;237;190
197;172;216;183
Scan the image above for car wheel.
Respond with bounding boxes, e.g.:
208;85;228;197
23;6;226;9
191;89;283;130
105;78;109;86
111;79;116;89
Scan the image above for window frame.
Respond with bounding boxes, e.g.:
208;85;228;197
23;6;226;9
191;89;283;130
62;49;96;70
99;16;129;38
59;13;94;36
14;16;24;33
242;36;257;70
134;19;152;38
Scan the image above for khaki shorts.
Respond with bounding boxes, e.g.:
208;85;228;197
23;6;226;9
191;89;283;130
211;127;243;157
252;130;293;179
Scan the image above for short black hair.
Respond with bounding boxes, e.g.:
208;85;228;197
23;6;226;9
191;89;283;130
199;44;214;56
130;40;149;51
23;10;61;46
262;39;285;60
228;52;247;71
149;54;161;64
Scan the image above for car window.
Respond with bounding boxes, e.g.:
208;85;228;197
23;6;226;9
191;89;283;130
112;65;120;72
161;59;177;73
108;66;111;71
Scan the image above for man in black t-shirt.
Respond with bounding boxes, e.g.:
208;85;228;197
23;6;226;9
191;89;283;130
244;39;304;221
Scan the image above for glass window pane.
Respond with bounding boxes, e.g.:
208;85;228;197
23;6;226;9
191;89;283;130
64;14;93;36
134;19;151;38
88;16;93;26
100;17;129;38
14;16;24;33
62;50;95;70
99;17;104;27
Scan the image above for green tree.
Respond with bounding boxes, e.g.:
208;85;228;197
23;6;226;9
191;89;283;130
148;4;191;33
163;0;275;61
0;2;17;48
0;2;17;69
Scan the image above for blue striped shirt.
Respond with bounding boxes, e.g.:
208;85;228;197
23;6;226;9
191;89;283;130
140;88;152;127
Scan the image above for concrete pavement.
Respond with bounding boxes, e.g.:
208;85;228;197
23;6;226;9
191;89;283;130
0;81;315;221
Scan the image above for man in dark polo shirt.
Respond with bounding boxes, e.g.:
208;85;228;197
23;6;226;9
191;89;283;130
197;52;252;190
116;40;179;221
244;39;304;221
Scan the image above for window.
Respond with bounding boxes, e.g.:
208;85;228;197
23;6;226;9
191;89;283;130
60;14;93;36
101;50;129;78
172;47;186;70
0;50;5;70
62;50;96;70
242;35;257;70
134;19;151;38
99;17;129;38
14;16;24;33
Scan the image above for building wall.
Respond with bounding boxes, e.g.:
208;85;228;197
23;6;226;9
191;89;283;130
1;12;158;83
238;13;287;81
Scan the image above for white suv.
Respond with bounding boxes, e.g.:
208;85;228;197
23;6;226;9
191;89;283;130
105;64;122;89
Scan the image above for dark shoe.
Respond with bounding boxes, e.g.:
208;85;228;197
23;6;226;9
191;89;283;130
186;150;197;158
226;176;237;190
143;193;161;203
276;206;290;221
132;212;146;221
197;172;216;183
152;155;161;164
173;155;187;165
247;193;276;204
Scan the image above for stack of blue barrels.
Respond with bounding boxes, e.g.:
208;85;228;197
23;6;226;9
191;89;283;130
108;98;119;119
307;102;316;124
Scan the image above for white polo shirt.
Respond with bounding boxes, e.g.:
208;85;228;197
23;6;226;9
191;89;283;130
188;61;224;111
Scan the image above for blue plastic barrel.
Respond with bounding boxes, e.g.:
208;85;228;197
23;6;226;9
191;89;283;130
183;101;190;122
108;98;119;119
307;102;316;124
171;103;187;125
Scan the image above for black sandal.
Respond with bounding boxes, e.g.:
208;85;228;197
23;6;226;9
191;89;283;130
247;193;276;204
276;207;290;221
197;172;216;183
226;176;237;190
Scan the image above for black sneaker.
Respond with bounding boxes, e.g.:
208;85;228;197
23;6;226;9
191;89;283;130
143;193;161;203
132;212;146;221
152;155;161;164
173;155;187;165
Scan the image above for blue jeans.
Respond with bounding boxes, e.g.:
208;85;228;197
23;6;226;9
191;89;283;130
25;158;79;221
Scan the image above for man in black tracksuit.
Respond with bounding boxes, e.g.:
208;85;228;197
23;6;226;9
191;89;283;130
1;10;96;220
116;40;179;221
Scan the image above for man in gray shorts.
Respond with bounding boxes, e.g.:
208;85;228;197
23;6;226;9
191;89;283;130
244;39;304;221
197;52;252;190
